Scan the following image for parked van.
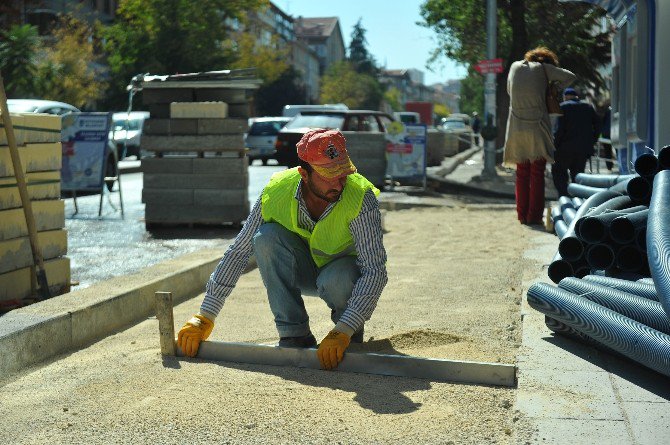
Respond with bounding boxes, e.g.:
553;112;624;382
282;103;348;118
393;111;421;125
110;111;150;159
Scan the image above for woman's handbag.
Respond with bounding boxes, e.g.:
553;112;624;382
542;64;563;115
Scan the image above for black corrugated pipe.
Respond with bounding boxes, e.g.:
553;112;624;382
610;209;649;244
572;197;584;209
647;170;670;318
558;191;621;262
574;263;591;278
574;173;637;188
583;275;659;301
586;243;615;270
634;153;660;177
554;220;568;239
549;252;574;284
568;183;606;198
574;195;634;242
526;283;670;377
639;277;655;284
563;207;577;225
558;278;670;335
578;204;645;244
545;315;592;340
558;196;575;211
636;227;647;252
616;245;645;272
627;175;653;203
658;145;670;170
551;206;563;222
603;268;649;281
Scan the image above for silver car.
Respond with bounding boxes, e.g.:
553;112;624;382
245;117;291;165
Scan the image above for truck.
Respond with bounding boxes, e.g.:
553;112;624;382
404;101;434;126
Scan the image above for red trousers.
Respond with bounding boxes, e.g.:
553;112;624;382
515;159;546;223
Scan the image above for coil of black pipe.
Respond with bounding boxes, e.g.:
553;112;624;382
574;173;637;188
554;220;568;239
558;196;575;211
567;183;607;199
610;209;649;244
578;205;645;244
562;207;577;226
615;245;645;272
558;191;621;262
658;145;670;170
551;206;563;222
527;283;670;377
627;176;653;203
558;278;670;334
572;197;584;208
549;252;574;284
586;243;615;270
634;153;660;177
583;275;659;301
647;170;670;318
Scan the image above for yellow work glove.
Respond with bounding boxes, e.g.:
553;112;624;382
317;330;351;370
177;314;214;357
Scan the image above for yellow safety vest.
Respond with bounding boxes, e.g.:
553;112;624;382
261;168;379;267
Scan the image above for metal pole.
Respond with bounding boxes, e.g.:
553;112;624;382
483;0;498;178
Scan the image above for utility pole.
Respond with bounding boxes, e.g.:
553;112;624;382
482;0;498;178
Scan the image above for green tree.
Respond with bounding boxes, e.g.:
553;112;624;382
0;24;40;97
255;67;306;116
434;103;451;120
320;61;382;109
420;0;611;144
231;32;289;85
34;17;104;109
348;18;379;76
101;0;265;109
383;87;403;111
458;68;484;116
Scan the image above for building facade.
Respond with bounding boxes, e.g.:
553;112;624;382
294;17;345;76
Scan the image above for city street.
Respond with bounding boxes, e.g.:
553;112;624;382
63;162;286;290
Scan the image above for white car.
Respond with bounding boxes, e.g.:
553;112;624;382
110;111;150;159
245;117;291;165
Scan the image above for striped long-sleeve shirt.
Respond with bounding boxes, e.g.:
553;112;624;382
200;182;388;335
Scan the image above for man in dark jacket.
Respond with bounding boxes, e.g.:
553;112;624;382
551;88;601;196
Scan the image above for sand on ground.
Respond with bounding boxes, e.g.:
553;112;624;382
0;203;540;444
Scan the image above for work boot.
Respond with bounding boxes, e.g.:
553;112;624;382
278;333;317;348
351;328;364;344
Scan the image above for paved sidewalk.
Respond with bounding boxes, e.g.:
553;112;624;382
431;149;670;444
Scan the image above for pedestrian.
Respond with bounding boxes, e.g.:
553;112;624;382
504;47;576;224
551;88;602;197
177;129;388;370
600;105;614;171
471;111;482;146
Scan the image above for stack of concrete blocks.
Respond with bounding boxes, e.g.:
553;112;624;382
140;83;256;228
0;113;70;310
426;129;458;166
342;132;387;188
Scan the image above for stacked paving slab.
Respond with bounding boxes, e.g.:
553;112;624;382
342;132;387;188
0;113;70;311
140;73;260;228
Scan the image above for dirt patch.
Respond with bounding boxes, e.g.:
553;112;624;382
0;203;536;444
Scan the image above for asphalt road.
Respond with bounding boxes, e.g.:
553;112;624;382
63;161;286;290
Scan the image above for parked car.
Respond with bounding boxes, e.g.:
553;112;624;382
245;116;291;165
282;103;348;118
393;111;421;125
441;117;474;152
110;111;150;159
7;99;119;191
274;110;395;166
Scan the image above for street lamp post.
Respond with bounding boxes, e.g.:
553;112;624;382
482;0;498;178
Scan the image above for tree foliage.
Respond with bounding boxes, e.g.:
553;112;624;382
459;68;484;116
320;61;382;109
348;18;379;76
101;0;265;109
383;87;403;111
231;32;290;85
34;17;103;108
0;24;40;97
254;66;306;116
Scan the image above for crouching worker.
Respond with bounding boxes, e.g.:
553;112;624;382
177;129;388;370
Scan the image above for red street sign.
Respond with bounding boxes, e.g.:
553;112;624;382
474;58;504;74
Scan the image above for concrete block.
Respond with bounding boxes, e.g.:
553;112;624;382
142;119;170;135
0;257;70;302
1;113;61;145
0;229;68;274
147;103;171;119
142;188;194;205
170;102;228;119
0;200;65;241
141;88;194;105
143;172;248;190
227;103;250;118
197;118;248;135
192;157;248;175
0;171;61;210
142;134;245;151
145;203;249;224
194;88;247;103
168;118;199;135
0;142;62;177
194;189;248;206
141;157;194;174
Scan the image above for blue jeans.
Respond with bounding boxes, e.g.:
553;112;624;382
252;223;360;337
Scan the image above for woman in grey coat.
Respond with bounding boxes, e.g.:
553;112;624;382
504;47;576;224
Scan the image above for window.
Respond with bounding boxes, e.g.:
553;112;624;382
344;116;360;131
360;115;379;132
378;115;393;132
284;114;345;130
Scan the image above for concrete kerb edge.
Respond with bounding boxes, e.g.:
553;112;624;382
0;250;241;377
431;145;482;177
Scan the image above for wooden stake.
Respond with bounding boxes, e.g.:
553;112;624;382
154;291;176;356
